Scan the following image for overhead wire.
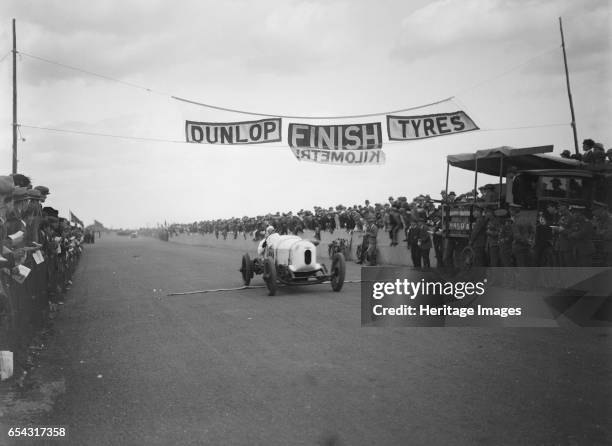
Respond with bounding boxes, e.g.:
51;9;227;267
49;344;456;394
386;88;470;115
0;50;11;64
17;51;169;96
170;95;456;119
15;42;570;143
455;45;560;97
19;122;570;147
17;49;454;119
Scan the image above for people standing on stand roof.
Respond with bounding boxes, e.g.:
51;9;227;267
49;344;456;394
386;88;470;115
582;139;596;162
582;139;606;164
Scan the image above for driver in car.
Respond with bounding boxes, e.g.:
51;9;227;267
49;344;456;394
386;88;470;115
257;225;279;256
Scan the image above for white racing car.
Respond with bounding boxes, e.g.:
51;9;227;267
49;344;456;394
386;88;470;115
240;233;346;295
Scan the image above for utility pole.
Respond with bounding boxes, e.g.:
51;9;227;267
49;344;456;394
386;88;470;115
559;17;579;156
12;18;17;174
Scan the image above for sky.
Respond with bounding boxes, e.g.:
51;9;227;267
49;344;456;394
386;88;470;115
0;0;610;228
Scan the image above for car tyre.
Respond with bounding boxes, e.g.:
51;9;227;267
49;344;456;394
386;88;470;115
330;253;346;292
263;258;277;296
240;253;252;286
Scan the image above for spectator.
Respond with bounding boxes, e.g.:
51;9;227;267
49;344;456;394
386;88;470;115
416;213;432;268
567;205;595;267
582;138;596;163
469;206;488;266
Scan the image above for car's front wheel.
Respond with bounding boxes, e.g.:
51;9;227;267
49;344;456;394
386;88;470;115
240;253;252;286
330;253;346;292
263;258;277;296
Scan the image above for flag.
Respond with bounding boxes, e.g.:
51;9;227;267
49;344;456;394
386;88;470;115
70;211;84;227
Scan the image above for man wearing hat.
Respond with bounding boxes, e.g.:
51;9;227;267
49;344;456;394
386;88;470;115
582;138;596;163
590;142;606;164
430;207;445;268
479;184;497;204
498;209;514;267
593;201;612;266
485;208;503;267
407;217;422;267
0;175;15;221
388;201;402;246
415;213;432;268
357;213;378;265
567;205;595;267
548;177;566;198
446;191;457;204
469;205;488;266
534;203;557;266
34;185;50;202
510;203;533;267
554;204;574;266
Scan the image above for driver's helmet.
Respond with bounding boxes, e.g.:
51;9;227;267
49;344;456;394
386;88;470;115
265;225;275;236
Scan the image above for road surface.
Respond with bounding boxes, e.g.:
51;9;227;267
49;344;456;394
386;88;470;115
3;234;610;445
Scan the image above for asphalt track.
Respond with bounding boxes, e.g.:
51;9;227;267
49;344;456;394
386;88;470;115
12;235;612;445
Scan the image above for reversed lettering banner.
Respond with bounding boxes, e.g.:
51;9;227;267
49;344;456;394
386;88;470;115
387;111;478;140
186;118;282;144
291;148;385;165
289;123;383;150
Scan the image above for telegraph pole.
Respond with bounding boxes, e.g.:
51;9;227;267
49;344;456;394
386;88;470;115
12;18;18;174
559;17;579;156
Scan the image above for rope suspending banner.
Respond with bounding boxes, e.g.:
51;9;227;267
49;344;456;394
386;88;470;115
18;49;454;120
171;95;455;119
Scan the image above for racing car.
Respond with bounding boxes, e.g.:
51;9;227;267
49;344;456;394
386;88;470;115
239;233;345;296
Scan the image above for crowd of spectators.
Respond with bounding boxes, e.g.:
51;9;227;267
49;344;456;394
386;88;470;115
167;194;439;244
0;173;85;381
164;142;612;269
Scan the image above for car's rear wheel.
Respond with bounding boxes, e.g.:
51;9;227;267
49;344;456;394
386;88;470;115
263;258;277;296
330;253;346;292
240;253;252;286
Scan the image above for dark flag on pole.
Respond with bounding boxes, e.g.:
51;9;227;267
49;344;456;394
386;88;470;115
70;210;84;227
